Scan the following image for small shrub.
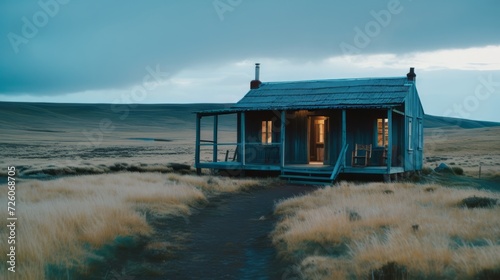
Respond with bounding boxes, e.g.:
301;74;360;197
460;196;498;208
371;262;408;280
421;167;433;175
348;211;361;222
435;163;454;174
412;224;419;232
424;186;437;192
476;268;500;280
451;167;464;175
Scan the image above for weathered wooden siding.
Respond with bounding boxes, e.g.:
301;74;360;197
244;111;282;164
345;109;400;166
404;83;425;171
284;110;309;164
281;109;404;167
196;73;425;176
328;111;342;166
392;113;404;167
284;110;341;165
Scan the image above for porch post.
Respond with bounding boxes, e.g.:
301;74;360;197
195;113;201;175
387;109;393;173
280;110;286;169
342;109;347;166
213;115;218;163
240;112;246;165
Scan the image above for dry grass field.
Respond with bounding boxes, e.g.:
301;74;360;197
0;172;262;280
0;103;498;279
272;182;500;279
268;125;500;279
424;126;500;178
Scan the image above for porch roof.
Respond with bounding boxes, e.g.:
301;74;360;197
197;77;412;115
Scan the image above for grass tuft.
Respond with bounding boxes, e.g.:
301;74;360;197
371;261;408;280
421;167;434;175
452;166;464;175
166;173;265;193
460;196;498;209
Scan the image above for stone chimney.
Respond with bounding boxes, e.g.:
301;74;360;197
250;63;261;89
407;67;416;82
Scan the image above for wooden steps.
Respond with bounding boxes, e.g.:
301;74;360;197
280;168;333;185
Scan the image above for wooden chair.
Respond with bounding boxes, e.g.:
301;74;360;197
382;146;397;166
352;144;372;166
382;147;388;165
225;146;239;162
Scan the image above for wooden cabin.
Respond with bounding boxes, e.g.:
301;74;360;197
195;64;424;184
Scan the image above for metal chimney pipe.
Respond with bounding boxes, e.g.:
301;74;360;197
255;63;260;81
250;63;262;89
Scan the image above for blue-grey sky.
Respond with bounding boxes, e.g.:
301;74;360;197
1;0;500;121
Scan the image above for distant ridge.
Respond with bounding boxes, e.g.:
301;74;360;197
424;114;500;129
188;104;500;129
0;102;499;130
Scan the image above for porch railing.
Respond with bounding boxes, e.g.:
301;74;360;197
244;143;281;165
330;143;349;180
197;141;282;165
198;141;239;163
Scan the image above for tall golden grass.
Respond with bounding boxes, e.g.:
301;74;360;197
424;126;500;177
272;182;500;279
0;172;262;280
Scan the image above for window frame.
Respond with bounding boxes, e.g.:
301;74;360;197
376;118;389;147
261;120;273;144
417;119;423;150
408;118;413;151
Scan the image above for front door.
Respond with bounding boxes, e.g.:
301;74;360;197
309;116;328;163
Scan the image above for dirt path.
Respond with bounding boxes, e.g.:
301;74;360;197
76;185;314;280
148;185;312;280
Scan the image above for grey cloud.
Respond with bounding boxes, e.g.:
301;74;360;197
1;0;499;96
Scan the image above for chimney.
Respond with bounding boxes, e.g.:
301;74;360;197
407;67;416;82
250;63;262;89
255;63;260;80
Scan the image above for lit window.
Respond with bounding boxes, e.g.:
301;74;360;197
377;118;389;147
261;120;272;144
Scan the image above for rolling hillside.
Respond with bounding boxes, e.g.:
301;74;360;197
1;102;499;179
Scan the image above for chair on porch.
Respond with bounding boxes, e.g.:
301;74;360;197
352;144;372;166
382;145;397;166
225;146;239;162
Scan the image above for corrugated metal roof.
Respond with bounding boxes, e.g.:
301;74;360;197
233;77;411;110
196;77;413;114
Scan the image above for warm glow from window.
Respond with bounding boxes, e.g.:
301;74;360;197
315;119;325;144
261;120;272;144
377;118;388;147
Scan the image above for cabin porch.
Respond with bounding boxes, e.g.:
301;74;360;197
196;160;404;184
195;107;406;183
195;161;404;175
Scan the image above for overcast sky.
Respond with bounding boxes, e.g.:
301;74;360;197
1;0;500;122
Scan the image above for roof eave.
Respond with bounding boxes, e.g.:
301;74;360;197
195;103;404;115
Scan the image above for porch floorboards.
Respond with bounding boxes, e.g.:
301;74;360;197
196;162;404;174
